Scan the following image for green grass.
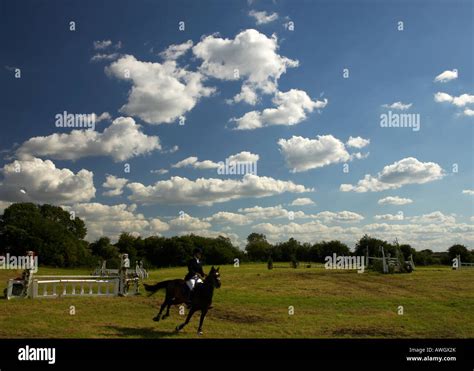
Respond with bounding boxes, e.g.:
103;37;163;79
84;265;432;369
0;264;473;338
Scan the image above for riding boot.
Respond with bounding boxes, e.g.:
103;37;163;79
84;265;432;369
185;287;193;308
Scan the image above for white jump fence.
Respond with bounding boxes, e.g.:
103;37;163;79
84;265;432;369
453;254;474;270
30;276;120;298
6;273;138;300
365;246;415;274
93;260;148;279
6;254;142;300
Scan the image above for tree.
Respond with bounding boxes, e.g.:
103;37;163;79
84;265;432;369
309;243;322;262
159;237;188;267
142;235;165;267
40;204;87;239
0;203;91;267
399;244;416;260
354;235;391;258
448;244;471;263
317;240;350;259
277;238;301;261
115;233;140;262
89;237;120;267
290;254;299;268
414;249;435;266
245;233;272;261
204;235;243;265
299;242;312;262
246;233;267;244
267;256;273;270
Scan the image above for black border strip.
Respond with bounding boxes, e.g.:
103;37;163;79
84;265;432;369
0;339;472;368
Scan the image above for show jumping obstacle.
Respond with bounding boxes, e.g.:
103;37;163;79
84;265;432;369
365;246;415;274
6;252;145;299
453;254;474;270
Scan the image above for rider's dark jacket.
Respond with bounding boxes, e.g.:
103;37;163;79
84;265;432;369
184;257;205;280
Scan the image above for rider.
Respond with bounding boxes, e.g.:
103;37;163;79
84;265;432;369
184;247;205;306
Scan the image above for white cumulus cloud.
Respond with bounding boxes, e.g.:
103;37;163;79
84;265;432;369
290;198;315;206
0;158;95;204
340;157;444;192
382;102;412;110
63;202;169;242
407;211;456;224
238;204;304;220
127;174;313;206
378;196;413;205
106;55;215;124
93;40;113;50
374;213;404;221
227;151;260;163
93;40;121;50
434;92;474;107
248;10;279;25
160;40;193;60
172;156;220;170
91;53;121;62
204;211;251;225
102;175;128;197
463;108;474;116
172;151;260;170
169;213;212;231
278;134;366;173
16;117;161;162
314;211;364;223
434;69;458;83
346;136;370;149
193;29;298;104
150;169;169;175
231;89;327;130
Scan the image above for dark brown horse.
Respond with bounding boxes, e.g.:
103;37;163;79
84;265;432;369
143;266;221;335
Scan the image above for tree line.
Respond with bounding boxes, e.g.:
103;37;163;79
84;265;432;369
0;203;472;268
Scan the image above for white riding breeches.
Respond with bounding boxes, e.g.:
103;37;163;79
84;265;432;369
186;276;203;290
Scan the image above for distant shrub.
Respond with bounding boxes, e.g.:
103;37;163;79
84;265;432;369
267;257;273;270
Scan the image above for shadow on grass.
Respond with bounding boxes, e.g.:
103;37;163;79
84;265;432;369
104;325;180;338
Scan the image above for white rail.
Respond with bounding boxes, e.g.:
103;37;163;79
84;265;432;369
31;277;119;298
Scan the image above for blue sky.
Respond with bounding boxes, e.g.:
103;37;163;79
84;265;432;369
0;0;473;251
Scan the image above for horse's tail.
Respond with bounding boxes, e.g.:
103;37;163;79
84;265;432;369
143;281;168;296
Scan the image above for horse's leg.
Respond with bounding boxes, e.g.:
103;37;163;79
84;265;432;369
153;300;168;322
162;302;172;320
153;286;171;321
176;308;195;332
197;309;208;335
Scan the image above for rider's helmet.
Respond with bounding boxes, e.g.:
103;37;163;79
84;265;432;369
193;247;203;256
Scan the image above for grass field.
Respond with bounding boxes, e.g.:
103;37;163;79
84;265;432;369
0;264;473;338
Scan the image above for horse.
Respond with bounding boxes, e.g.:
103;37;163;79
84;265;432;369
143;266;221;335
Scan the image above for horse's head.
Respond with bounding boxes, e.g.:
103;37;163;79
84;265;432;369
207;266;221;289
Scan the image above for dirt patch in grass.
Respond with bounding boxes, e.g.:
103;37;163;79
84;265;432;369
211;308;272;324
331;327;403;337
102;325;177;338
